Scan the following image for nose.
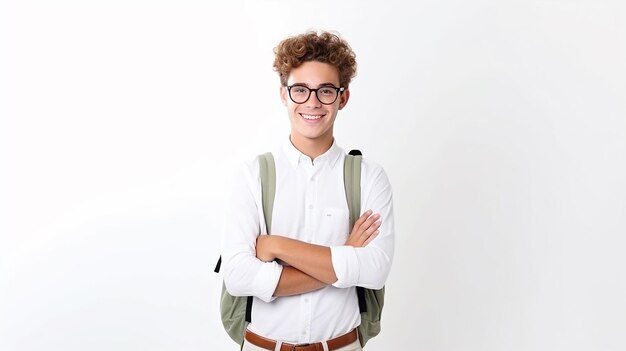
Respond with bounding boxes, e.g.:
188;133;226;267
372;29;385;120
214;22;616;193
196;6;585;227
304;90;322;107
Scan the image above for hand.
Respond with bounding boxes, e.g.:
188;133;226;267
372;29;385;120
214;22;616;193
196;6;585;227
255;235;276;262
345;210;381;247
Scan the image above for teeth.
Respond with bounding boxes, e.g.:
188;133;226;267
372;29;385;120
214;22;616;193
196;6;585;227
302;114;323;120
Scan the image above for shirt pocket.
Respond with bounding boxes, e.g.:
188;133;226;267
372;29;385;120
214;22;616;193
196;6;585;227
318;207;350;245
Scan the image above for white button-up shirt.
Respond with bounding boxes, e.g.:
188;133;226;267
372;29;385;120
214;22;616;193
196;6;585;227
220;138;395;343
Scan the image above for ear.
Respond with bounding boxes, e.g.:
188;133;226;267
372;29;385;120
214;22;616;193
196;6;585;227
338;88;350;110
280;86;288;106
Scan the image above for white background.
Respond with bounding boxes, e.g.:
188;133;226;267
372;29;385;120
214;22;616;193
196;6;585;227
1;1;625;350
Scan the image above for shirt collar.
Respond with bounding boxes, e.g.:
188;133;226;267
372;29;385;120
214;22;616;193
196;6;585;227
282;136;343;169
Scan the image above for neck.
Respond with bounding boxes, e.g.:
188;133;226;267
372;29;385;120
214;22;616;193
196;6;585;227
289;135;334;160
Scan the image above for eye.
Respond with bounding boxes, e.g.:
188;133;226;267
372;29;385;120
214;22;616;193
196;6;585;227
319;87;335;95
291;86;308;94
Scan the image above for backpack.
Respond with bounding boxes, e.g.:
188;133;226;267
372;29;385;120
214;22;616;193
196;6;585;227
214;150;385;347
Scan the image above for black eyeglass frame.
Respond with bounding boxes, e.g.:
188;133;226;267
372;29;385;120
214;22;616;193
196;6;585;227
286;85;345;105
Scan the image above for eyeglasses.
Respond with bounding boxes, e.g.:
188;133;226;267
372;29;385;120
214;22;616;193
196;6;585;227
286;85;345;105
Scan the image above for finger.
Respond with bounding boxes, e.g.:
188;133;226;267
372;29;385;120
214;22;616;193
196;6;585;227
363;230;380;245
360;220;381;239
359;213;380;232
351;211;373;236
358;213;378;232
352;221;378;244
355;210;373;227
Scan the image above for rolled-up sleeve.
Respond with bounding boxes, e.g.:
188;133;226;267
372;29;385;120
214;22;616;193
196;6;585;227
220;161;283;303
330;163;395;289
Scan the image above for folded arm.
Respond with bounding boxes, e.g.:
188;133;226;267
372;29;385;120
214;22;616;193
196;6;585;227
257;209;382;294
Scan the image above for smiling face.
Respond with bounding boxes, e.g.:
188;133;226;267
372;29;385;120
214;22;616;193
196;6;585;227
280;61;350;156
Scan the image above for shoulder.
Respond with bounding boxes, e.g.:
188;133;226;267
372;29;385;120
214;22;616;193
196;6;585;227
360;156;384;172
358;155;393;194
358;155;387;178
226;153;265;190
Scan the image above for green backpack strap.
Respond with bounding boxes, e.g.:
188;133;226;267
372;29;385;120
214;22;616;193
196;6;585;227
344;150;385;347
344;150;362;227
258;152;276;234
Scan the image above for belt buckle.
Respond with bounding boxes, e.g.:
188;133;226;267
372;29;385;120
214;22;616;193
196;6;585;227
292;343;310;350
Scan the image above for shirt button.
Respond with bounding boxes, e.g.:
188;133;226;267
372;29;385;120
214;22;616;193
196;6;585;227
308;204;314;210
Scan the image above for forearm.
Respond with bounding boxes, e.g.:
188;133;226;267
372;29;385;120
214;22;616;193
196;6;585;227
272;236;338;285
273;266;327;297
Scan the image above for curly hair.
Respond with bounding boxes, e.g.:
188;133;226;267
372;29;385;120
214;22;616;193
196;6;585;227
273;31;357;88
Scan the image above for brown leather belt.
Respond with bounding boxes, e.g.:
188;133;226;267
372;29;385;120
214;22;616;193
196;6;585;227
244;328;358;351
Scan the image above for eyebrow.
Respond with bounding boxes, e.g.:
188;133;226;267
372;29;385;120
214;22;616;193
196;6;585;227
290;82;339;88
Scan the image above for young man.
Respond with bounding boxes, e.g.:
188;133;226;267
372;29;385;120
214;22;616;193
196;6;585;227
220;30;395;351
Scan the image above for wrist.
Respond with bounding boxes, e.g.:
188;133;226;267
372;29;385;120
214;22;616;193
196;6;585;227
271;236;284;260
